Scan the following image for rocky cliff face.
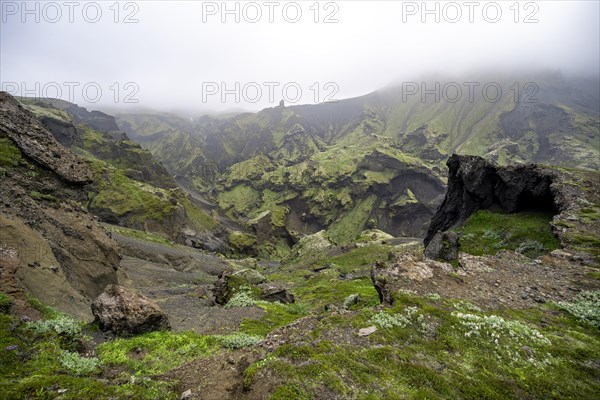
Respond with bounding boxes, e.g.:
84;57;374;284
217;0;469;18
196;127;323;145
0;92;121;320
0;93;93;184
424;154;600;264
16;96;224;250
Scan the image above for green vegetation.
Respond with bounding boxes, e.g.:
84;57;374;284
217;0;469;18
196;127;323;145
225;291;257;308
241;301;308;336
29;191;58;202
228;231;257;251
556;290;600;328
59;351;101;376
97;330;219;375
218;333;262;349
244;291;600;399
328;195;377;244
0;136;21;168
0;298;178;399
0;292;13;314
456;210;560;257
105;224;175;246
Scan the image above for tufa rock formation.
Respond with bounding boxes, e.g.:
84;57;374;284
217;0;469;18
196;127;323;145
91;284;170;336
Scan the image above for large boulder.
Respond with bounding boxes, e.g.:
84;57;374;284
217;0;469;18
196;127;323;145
91;284;170;336
424;231;460;261
370;254;453;306
258;283;295;304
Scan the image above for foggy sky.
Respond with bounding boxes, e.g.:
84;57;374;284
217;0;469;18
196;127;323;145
1;1;599;114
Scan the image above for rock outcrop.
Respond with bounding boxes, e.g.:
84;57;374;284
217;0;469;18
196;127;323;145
0;92;121;320
0;92;93;183
424;231;460;261
91;284;170;336
425;155;562;246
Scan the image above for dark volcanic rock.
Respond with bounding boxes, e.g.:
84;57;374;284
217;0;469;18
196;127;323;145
258;283;295;304
0;92;93;184
424;231;460;261
425;154;561;246
91;284;170;336
370;261;396;306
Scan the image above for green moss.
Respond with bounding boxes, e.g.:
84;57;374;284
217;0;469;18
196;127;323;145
244;293;600;399
393;188;418;207
105;225;175;246
181;196;216;230
456;210;560;257
0;293;13;314
241;301;308;336
29;191;58;202
328;195;377;244
88;164;178;224
218;184;260;214
0;312;177;399
26;294;61;319
97;331;219;375
229;231;257;251
0;137;22;168
269;383;313;400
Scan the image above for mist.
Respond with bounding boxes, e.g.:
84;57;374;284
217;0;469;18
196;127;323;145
1;1;598;114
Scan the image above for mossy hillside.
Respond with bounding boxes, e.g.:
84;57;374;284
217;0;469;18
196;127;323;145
87;160;215;233
327;195;377;244
1;296;263;399
0;136;22;168
244;290;600;400
104;224;176;246
0;301;177;399
216;132;432;241
456;210;560;257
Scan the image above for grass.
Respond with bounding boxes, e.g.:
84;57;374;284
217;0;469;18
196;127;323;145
241;301;308;336
244;291;600;399
456;210;560;257
0;308;177;399
29;191;58;202
97;330;219;375
105;224;175;246
0;136;22;168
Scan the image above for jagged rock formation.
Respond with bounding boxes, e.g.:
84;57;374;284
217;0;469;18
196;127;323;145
0;93;92;183
116;72;599;251
423;231;460;261
15;96;225;250
0;92;121;320
425;154;561;245
91;284;170;336
424;154;600;264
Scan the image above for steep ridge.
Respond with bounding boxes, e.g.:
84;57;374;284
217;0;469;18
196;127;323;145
0;92;120;320
17;97;228;252
425;154;600;264
117;71;599;255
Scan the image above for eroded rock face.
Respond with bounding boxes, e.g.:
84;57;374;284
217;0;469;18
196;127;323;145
371;254;452;306
425;154;561;246
257;283;295;304
91;284;170;336
0;92;121;320
0;92;93;184
424;231;460;261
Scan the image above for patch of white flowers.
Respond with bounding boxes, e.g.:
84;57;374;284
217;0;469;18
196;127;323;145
425;293;441;301
556;290;600;328
452;311;552;367
453;300;482;313
370;306;430;333
225;291;256;308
